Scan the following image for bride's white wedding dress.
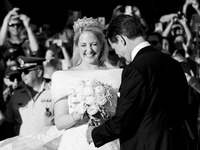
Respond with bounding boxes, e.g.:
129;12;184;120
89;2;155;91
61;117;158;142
58;124;119;150
51;69;122;150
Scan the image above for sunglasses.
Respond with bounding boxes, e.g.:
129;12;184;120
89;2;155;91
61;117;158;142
8;23;22;28
9;74;21;82
22;68;37;75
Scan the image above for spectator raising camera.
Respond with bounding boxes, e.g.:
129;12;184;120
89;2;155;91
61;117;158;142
0;7;39;66
161;10;192;56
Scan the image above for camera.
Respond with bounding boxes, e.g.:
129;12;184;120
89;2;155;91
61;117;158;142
177;11;184;19
172;11;184;23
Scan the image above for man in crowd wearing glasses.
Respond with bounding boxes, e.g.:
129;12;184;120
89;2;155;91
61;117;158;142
0;7;39;66
3;56;54;137
0;64;24;139
3;65;23;104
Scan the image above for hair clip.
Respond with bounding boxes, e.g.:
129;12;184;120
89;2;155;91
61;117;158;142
73;17;103;32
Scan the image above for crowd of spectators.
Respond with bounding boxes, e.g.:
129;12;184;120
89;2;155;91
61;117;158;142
0;0;200;148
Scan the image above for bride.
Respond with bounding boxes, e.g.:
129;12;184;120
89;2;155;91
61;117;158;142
51;17;122;150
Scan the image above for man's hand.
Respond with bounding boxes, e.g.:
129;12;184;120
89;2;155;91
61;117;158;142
86;126;95;144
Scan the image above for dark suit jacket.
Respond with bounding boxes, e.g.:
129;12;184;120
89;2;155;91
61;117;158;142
92;46;191;150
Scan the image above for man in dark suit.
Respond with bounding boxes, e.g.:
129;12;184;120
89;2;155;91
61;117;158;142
86;14;193;150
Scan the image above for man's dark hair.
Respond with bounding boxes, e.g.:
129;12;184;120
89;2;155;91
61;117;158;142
106;14;145;43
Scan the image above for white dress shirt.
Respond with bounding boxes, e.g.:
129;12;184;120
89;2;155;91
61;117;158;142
19;81;54;136
131;41;150;61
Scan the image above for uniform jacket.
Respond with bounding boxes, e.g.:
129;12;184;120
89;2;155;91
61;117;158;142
4;80;54;136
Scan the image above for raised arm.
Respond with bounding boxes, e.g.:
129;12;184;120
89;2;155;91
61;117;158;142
0;7;19;46
19;14;39;55
162;16;175;38
191;0;200;16
132;6;149;32
183;0;200;16
178;16;192;47
183;0;191;15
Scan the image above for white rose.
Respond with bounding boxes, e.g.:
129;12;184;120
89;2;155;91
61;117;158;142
84;80;92;86
75;86;83;93
83;86;94;96
85;96;96;105
87;105;99;115
74;102;87;114
76;94;85;102
95;85;105;95
97;96;107;106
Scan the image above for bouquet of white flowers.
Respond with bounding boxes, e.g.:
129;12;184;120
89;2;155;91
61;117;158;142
67;79;117;126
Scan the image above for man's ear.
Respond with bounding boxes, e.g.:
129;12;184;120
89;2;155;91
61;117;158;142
116;35;126;46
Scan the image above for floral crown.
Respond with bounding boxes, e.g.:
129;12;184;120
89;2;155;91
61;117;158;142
73;17;103;32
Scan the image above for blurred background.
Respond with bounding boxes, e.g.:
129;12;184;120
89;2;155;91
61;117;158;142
0;0;185;31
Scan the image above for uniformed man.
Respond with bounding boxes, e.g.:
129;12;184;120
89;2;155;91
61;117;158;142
4;56;54;136
3;65;23;104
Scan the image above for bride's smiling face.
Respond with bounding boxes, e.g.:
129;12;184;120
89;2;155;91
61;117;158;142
77;31;101;65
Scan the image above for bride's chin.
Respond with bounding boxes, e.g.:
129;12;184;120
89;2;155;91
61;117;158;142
84;53;97;58
85;56;98;62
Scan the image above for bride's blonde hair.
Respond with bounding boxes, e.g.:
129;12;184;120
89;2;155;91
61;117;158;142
72;17;109;67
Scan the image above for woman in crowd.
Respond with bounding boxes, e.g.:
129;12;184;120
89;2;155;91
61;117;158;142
0;7;39;66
